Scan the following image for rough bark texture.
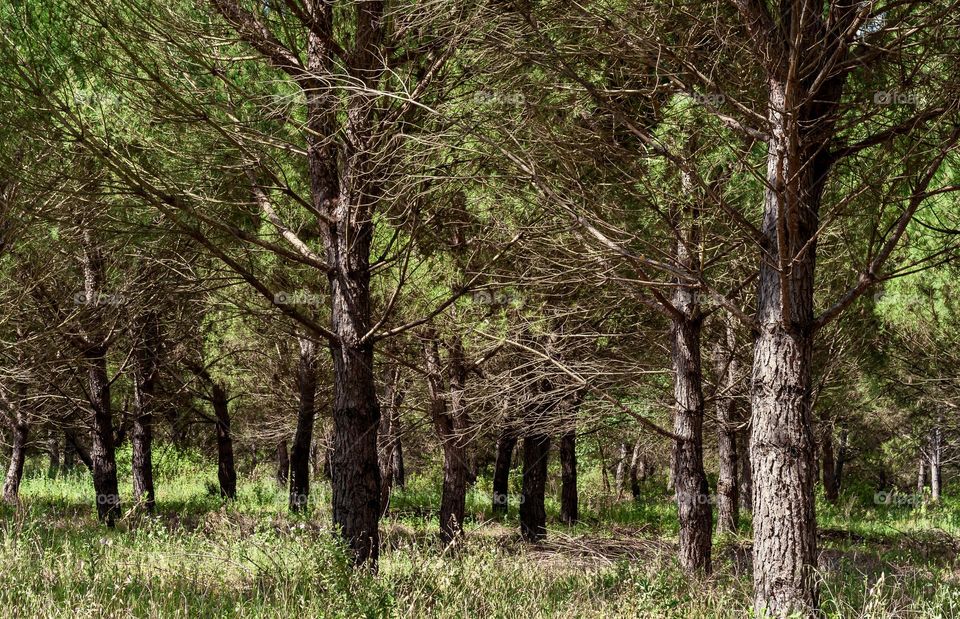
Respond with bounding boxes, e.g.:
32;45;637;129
917;452;927;495
46;429;61;477
614;441;628;498
930;423;942;502
628;437;643;500
2;395;28;504
492;426;516;515
714;321;740;534
377;366;404;514
559;430;578;524
212;383;236;499
289;336;318;512
423;333;470;544
132;311;161;511
519;434;550;542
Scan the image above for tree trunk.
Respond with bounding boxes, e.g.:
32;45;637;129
597;436;611;493
87;346;120;526
835;429;847;492
212;383;236;499
423;333;471;544
559;429;578;524
672;313;712;574
131;311;161;512
740;433;753;513
614;441;628;498
46;428;61;478
64;428;93;473
289;336;318;512
276;440;289;486
714;321;740;534
492;426;516;515
3;401;29;504
628;437;642;500
378;366;404;514
930;422;942;502
519;434;550;542
917;451;927;496
821;427;838;504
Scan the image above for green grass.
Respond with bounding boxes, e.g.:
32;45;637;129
2;451;960;617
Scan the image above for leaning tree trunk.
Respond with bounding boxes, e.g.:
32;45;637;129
492;425;516;515
212;383;236;499
519;433;550;542
714;321;740;534
821;426;838;504
289;336;318;512
131;311;161;512
3;397;29;504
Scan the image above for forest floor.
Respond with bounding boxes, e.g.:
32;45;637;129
2;451;960;618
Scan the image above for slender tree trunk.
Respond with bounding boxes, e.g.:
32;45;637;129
740;433;753;513
392;414;405;489
598;437;611;493
289;336;318;512
65;428;93;473
821;427;838;504
276;440;290;486
930;422;942;502
917;451;927;496
132;311;161;512
492;425;516;515
3;402;29;504
46;428;61;478
378;366;404;514
835;429;847;492
628;437;642;500
559;424;578;523
423;333;470;544
714;321;740;534
519;434;550;542
615;441;628;498
212;383;236;499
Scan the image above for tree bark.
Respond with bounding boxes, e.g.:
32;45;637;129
628;437;642;500
492;425;516;515
276;440;289;486
519;433;550;542
714;321;740;534
821;427;838;504
87;345;121;526
131;311;161;511
917;451;927;496
930;422;942;502
3;397;29;504
835;429;847;492
46;428;61;478
212;383;236;499
614;441;628;498
289;336;318;512
377;366;404;514
559;429;578;524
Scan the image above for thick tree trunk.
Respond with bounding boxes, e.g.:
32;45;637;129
131;312;161;512
714;321;740;534
276;440;289;486
87;347;120;526
519;434;550;542
559;429;578;524
821;427;838;504
672;313;712;574
289;336;318;512
212;383;236;499
3;406;29;504
492;426;516;515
